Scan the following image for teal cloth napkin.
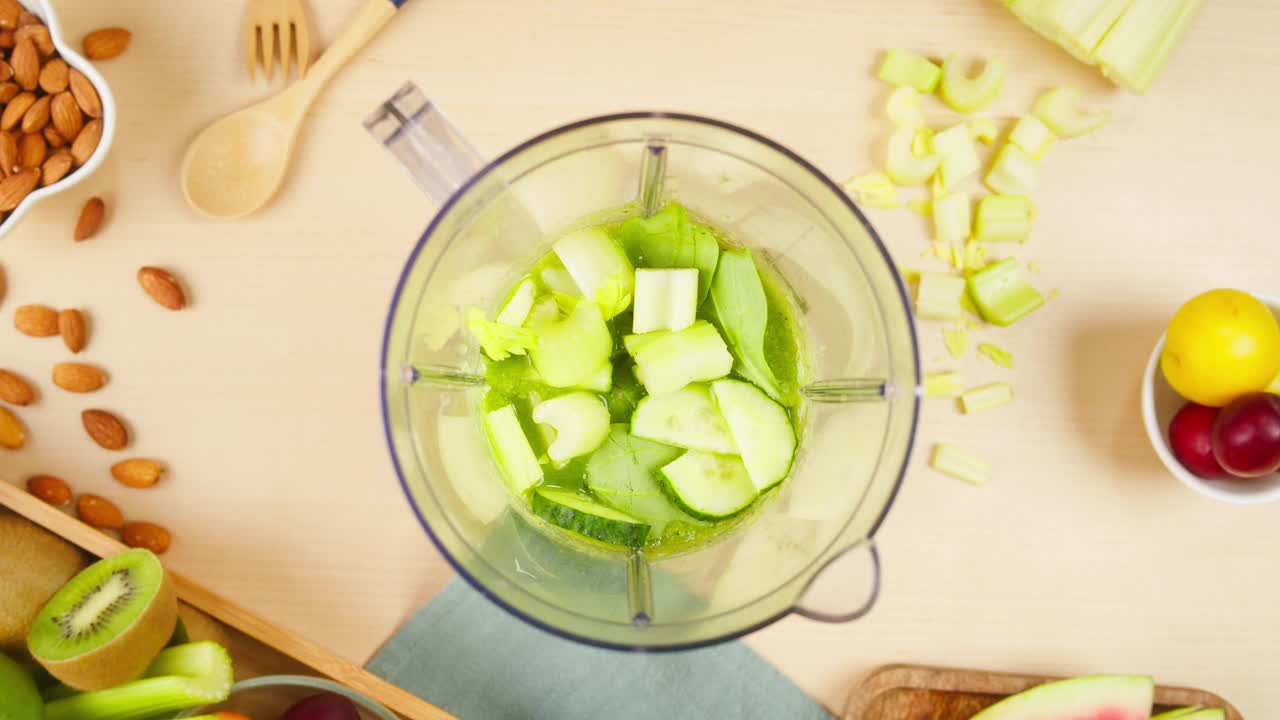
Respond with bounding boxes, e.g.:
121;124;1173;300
365;579;832;720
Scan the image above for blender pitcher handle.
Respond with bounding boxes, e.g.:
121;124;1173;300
363;82;486;206
793;540;882;623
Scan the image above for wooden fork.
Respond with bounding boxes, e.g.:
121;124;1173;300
243;0;312;81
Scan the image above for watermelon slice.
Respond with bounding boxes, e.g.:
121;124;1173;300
1152;711;1225;720
971;675;1155;720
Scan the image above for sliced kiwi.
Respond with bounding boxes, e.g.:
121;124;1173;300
0;651;42;720
0;510;90;654
28;548;178;691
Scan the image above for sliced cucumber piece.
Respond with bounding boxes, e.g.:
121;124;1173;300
632;268;698;334
631;384;737;454
532;488;650;547
532;392;610;466
586;425;700;534
659;451;758;520
496;278;537;326
625;320;734;394
711;379;796;492
553;226;634;319
529;301;612;387
483;406;543;494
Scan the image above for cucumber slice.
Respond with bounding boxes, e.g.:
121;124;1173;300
658;451;758;520
631;384;737;454
532;488;650;547
495;278;536;327
632;268;698;334
625;321;734;395
483;405;543;494
586;425;701;534
532;392;610;466
711;379;796;492
529;301;612;387
553;227;634;319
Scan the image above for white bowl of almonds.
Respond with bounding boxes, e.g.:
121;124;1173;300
0;0;115;240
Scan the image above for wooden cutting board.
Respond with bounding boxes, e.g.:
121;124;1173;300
845;665;1243;720
0;481;456;720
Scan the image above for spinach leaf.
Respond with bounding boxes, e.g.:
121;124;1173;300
612;202;719;303
708;249;783;400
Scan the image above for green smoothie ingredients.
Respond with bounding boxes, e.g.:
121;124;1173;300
472;202;806;552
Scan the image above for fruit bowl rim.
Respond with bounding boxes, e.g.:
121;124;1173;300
174;674;399;720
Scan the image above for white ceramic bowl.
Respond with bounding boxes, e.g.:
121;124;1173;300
1141;292;1280;505
0;0;116;241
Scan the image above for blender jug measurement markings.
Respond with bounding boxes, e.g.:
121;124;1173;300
638;142;668;218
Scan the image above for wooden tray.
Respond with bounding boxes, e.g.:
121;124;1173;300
0;481;456;720
845;665;1243;720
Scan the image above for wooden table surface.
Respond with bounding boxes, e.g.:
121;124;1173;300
3;0;1277;716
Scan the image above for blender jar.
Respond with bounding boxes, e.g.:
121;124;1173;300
369;83;920;650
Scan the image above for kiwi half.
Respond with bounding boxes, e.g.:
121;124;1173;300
0;509;89;654
28;548;178;691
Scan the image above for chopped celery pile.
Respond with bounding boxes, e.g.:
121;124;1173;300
960;382;1015;414
967;257;1045;326
931;443;991;486
877;49;942;93
939;55;1005;113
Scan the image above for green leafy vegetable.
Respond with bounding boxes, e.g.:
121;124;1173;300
468;308;537;361
709;249;783;401
612;203;720;303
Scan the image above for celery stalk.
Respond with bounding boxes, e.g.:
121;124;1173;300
916;273;966;321
931;443;991;486
961;382;1014;414
1094;0;1204;94
1042;0;1136;55
973;195;1036;243
924;371;965;398
939;56;1006;113
886;127;940;186
967;257;1045;326
1032;87;1110;138
877;49;942;93
495;278;537;327
932;192;971;247
45;643;233;720
984;143;1040;196
1008;115;1057;160
932;125;981;190
553;227;635;319
886;86;925;127
978;342;1015;369
967;118;1000;145
844;171;900;209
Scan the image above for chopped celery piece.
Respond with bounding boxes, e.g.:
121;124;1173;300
964;241;987;272
960;291;984;322
916;273;966;321
1094;0;1204;94
974;194;1036;243
931;443;990;486
496;278;537;327
484;405;543;493
950;242;966;273
932;192;971;247
967;118;1000;145
528;295;560;324
943;325;970;358
898;266;922;285
967;257;1045;326
984;143;1040;196
468;308;537;362
1042;0;1136;56
533;392;611;465
1027;260;1041;273
539;265;578;296
529;302;612;387
877;49;941;93
960;382;1014;414
886;86;925;127
553;226;635;318
632;268;698;334
912;127;935;157
908;198;932;217
924;371;965;398
844;171;900;209
932;124;981;190
625;321;734;395
1031;87;1110;138
45;642;234;720
886;128;939;186
978;342;1015;369
1008;115;1057;159
939;55;1006;113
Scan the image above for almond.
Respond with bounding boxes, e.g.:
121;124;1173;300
112;458;165;489
50;92;80;141
17;11;38;28
41;149;70;185
74;196;103;241
43;125;64;148
82;28;130;60
58;308;86;352
38;58;67;93
68;69;100;118
0;368;34;405
0;81;18;104
0;30;12;48
1;91;33;130
15;23;51;57
0;0;16;30
76;494;124;529
82;409;127;449
0;405;25;448
0;129;15;175
13;302;57;336
137;267;186;310
10;35;35;90
0;167;37;210
52;362;106;393
26;474;71;506
122;522;171;554
70;118;100;166
17;132;42;168
19;94;47;134
0;60;12;83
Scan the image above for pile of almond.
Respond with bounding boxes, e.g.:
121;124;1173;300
0;0;120;222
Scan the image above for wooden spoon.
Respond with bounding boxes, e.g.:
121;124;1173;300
182;0;409;218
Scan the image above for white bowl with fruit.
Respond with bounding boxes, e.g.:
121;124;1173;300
1142;290;1280;504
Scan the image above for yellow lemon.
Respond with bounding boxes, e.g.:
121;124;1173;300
1162;289;1280;406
